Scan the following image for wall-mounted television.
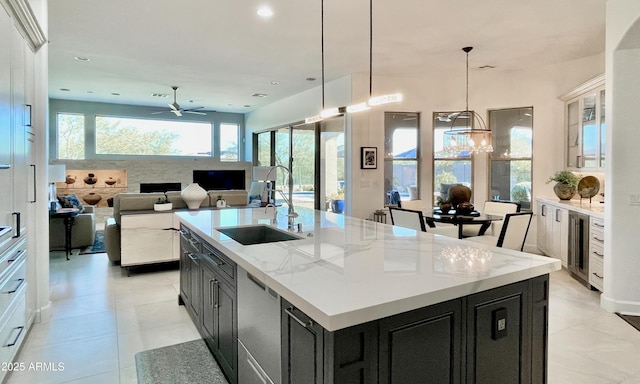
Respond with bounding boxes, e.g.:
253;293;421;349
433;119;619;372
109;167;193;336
193;170;246;191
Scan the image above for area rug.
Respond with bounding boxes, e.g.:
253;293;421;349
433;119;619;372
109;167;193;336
80;230;105;254
135;339;228;384
616;313;640;332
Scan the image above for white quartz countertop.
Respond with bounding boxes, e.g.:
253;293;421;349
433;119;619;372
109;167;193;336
537;197;604;219
176;207;560;331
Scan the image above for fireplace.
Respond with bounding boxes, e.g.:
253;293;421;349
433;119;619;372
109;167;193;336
140;182;182;193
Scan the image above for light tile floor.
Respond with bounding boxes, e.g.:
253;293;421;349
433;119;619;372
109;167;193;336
6;251;640;383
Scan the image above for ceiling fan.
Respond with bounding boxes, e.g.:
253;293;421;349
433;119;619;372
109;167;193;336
151;86;206;117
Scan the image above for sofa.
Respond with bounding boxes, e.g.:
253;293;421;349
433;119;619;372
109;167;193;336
103;190;249;263
49;205;96;251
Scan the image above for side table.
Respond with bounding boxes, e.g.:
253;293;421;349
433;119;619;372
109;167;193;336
50;208;79;260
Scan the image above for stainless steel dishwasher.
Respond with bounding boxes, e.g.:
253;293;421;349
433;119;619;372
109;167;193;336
237;267;281;384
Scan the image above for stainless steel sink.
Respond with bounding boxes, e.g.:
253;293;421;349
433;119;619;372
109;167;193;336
217;225;302;245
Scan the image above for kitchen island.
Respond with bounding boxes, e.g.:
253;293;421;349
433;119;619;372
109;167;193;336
176;206;560;384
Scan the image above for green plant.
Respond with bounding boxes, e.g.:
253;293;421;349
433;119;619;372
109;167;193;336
436;196;451;205
546;171;580;188
156;192;170;204
329;188;344;201
217;194;223;201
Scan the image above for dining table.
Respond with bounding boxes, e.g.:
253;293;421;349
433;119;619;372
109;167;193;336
423;209;503;239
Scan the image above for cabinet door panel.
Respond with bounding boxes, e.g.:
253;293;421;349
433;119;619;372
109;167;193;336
379;299;462;384
215;278;237;380
467;282;528;384
281;302;324;384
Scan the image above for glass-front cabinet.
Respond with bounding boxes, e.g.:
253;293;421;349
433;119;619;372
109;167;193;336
561;75;605;171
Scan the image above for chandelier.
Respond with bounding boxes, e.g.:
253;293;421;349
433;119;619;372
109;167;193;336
444;47;493;155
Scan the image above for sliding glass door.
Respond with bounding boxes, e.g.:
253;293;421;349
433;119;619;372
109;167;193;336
253;116;344;212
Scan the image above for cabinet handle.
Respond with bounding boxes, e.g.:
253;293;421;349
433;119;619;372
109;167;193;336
7;278;25;294
8;249;26;264
209;254;225;266
593;222;604;228
593;272;603;279
541;205;546;217
213;280;219;308
12;212;20;238
577;155;582;168
0;163;10;169
285;306;313;328
187;253;197;262
6;326;24;347
209;279;215;306
30;164;36;203
555;209;561;222
593;251;604;257
593;236;604;243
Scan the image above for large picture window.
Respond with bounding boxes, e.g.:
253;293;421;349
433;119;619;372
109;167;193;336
384;112;420;203
95;116;212;156
57;113;85;159
489;107;533;209
433;112;472;204
220;123;239;161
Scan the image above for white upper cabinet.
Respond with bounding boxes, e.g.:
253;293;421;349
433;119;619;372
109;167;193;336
561;75;605;171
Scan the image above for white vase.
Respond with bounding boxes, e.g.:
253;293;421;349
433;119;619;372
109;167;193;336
216;199;226;208
181;183;207;209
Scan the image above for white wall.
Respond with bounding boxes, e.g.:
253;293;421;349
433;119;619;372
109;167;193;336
247;55;604;220
601;0;640;315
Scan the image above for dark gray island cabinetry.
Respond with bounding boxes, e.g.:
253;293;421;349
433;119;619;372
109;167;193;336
282;275;549;384
175;207;560;384
179;224;238;384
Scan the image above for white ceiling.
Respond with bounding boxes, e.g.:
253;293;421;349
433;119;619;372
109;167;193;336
48;0;606;114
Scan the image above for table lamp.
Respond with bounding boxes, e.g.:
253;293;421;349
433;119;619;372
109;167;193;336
48;164;66;211
252;166;277;206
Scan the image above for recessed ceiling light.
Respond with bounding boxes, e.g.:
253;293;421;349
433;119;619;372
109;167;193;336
74;56;90;62
257;5;274;18
228;104;233;106
152;93;169;98
270;81;280;85
306;77;316;81
112;92;120;96
60;88;70;91
85;90;94;94
252;93;268;98
244;105;251;108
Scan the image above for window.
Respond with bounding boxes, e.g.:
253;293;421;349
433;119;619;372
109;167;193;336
220;123;239;161
95;116;212;156
489;107;533;209
433;112;472;205
57;113;85;159
384;112;419;202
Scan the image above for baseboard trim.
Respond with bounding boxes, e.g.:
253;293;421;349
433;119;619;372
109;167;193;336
35;300;52;323
600;294;640;316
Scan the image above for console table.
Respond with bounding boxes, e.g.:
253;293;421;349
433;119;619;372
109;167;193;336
50;208;79;260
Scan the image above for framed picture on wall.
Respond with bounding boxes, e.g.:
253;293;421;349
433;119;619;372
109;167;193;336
361;147;377;169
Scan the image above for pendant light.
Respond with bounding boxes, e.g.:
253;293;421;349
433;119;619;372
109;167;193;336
444;47;493;155
346;0;402;112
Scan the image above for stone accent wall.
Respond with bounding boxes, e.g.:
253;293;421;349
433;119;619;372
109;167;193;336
50;158;252;194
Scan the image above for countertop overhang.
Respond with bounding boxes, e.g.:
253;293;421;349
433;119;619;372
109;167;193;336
176;207;560;331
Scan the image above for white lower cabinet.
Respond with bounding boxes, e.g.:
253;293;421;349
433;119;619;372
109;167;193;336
120;212;180;267
536;201;568;267
589;217;605;291
0;283;27;383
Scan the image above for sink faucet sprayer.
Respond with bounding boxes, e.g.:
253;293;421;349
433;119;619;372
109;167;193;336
263;165;298;230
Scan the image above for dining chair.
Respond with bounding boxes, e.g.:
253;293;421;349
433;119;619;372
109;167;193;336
465;212;533;251
461;200;521;237
388;207;426;231
389;207;459;238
